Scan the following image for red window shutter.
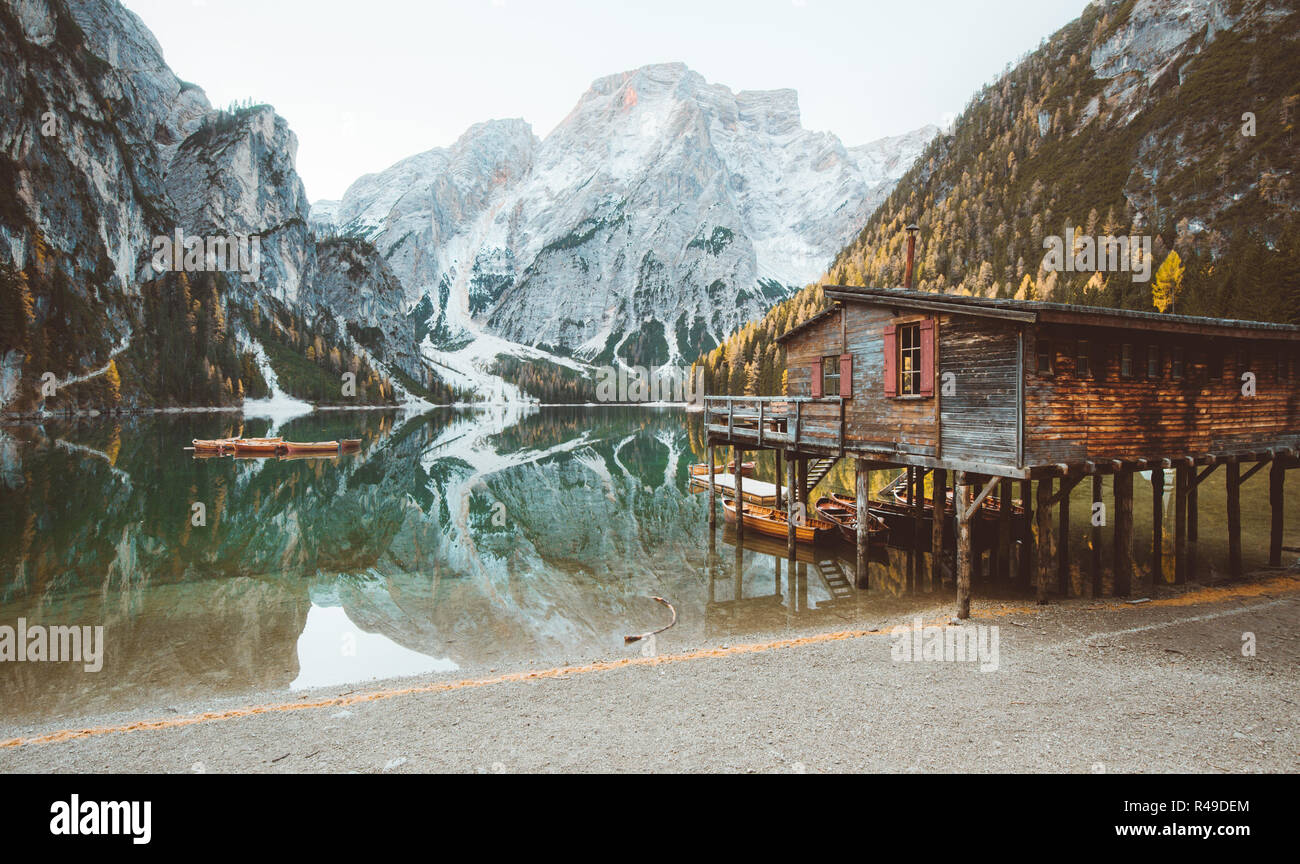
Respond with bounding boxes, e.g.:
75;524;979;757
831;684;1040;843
883;325;897;397
919;319;935;396
810;362;822;397
839;353;852;397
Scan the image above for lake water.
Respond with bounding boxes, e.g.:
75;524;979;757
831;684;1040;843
1;406;1294;725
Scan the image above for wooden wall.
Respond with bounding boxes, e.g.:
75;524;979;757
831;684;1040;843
784;304;940;456
939;316;1020;464
1023;324;1300;463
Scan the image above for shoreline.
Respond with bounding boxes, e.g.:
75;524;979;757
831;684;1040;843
4;571;1296;773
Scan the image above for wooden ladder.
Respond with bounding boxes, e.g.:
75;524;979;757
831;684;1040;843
813;558;854;602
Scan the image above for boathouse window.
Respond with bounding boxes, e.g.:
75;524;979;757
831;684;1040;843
1171;346;1185;380
1037;339;1054;376
1120;343;1134;379
883;319;933;398
821;355;840;396
1147;344;1160;379
1076;340;1091;378
898;322;922;394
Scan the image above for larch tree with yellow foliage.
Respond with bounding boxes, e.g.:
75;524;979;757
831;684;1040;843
1152;250;1185;313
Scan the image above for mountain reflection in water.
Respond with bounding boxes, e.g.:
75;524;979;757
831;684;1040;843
1;405;1293;723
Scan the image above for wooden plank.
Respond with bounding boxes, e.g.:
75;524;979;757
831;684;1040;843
1058;476;1070;596
1036;478;1052;604
1114;469;1134;596
1090;474;1103;598
1174;465;1188;585
1227;461;1242;579
956;471;972;619
856;458;869;589
933;468;947;587
1151;467;1164;592
707;446;716;528
786;453;796;559
1270;459;1284;567
735;447;744;542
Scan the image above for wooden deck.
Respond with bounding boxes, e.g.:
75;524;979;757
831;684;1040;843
688;471;786;506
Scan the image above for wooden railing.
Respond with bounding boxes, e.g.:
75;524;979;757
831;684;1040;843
704;395;846;452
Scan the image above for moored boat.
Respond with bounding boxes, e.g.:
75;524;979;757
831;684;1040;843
339;438;362;450
230;437;283;454
814;496;890;545
722;498;835;545
689;461;755;477
280;440;340;454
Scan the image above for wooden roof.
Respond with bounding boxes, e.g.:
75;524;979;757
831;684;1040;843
776;286;1300;342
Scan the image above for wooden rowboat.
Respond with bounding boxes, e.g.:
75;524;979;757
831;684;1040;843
722;498;836;545
340;438;362;450
689;461;754;477
814;496;890;545
281;440;340;454
890;485;1024;517
192;438;235;451
231;438;282;454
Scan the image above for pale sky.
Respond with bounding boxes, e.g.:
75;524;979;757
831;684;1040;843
122;0;1089;202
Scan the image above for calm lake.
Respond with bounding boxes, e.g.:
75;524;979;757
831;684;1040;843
1;406;1294;724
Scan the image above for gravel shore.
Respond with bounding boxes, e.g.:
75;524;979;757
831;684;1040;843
3;574;1297;773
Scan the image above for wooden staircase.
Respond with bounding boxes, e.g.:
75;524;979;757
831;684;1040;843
813;558;855;602
804;456;839;493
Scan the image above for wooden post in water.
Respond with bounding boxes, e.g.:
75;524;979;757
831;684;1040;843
1174;465;1188;585
734;447;744;542
1057;478;1071;596
786;453;797;559
956;471;972;619
707;445;716;529
932;468;947;587
1114;469;1134;596
1019;479;1033;587
774;451;783;511
1188;470;1199;580
1270;459;1284;568
997;478;1012;582
1036;478;1052;604
855;458;869;589
798;459;809;518
1150;467;1164;593
1226;460;1242;579
1090;475;1103;598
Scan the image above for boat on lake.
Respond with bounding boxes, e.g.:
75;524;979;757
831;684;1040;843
722;498;835;545
814;496;890;545
689;460;754;477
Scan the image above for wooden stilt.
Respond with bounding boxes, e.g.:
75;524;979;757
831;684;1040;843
913;468;926;553
1019;479;1033;587
1227;461;1242;579
734;447;744;542
1174;465;1188;585
707;445;716;528
1114;469;1134;596
1188;470;1199;580
997;478;1012;582
786;453;796;560
1270;459;1284;568
855;458;869;590
798;458;809;516
774;451;783;510
956;471;972;619
1150;467;1164;592
1090;474;1103;598
1057;477;1070;596
1036;477;1052;604
932;468;947;587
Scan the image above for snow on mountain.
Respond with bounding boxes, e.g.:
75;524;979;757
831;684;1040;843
316;63;935;380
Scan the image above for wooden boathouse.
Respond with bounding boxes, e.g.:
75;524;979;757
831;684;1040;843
703;285;1300;618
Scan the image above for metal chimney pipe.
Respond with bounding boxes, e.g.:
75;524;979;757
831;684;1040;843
904;223;920;290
